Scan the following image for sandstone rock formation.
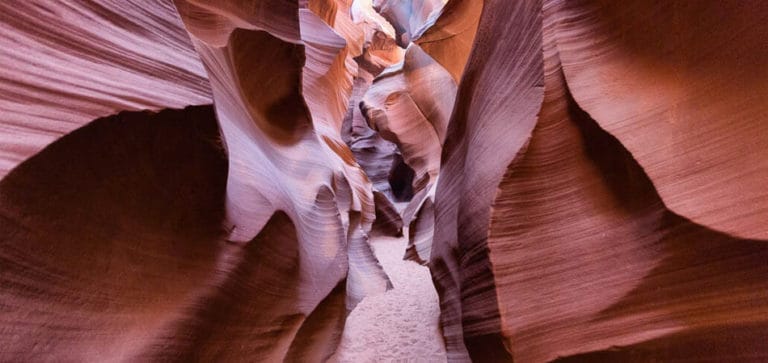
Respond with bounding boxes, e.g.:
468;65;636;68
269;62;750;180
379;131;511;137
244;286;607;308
0;106;228;360
0;0;211;178
2;0;397;360
2;0;767;362
553;1;768;240
428;0;768;361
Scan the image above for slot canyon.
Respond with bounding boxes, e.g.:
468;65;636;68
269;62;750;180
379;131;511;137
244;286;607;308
1;0;767;362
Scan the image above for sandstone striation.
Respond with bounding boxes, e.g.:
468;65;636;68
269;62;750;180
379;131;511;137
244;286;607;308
427;0;768;361
1;0;767;362
0;106;228;360
0;0;211;178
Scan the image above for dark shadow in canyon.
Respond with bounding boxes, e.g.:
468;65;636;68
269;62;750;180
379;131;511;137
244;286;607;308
0;105;230;359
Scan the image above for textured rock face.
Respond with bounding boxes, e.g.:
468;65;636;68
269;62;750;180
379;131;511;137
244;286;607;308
429;0;768;361
1;0;396;360
362;43;455;195
2;0;768;362
0;0;211;178
171;0;397;357
553;1;768;240
0;106;229;360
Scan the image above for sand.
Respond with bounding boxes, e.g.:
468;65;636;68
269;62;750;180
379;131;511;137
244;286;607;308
334;233;447;362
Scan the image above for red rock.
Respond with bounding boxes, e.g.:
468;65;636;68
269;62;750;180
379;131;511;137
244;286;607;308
429;0;543;359
2;0;767;361
362;43;455;196
414;0;482;83
0;0;210;178
549;1;768;240
0;106;227;360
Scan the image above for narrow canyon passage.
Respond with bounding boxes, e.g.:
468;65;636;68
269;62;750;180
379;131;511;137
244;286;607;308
334;233;447;362
2;0;768;361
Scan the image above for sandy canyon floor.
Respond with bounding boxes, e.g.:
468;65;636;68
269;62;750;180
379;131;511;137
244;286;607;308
334;233;447;362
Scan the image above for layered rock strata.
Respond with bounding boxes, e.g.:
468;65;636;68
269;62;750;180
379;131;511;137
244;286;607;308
1;0;767;362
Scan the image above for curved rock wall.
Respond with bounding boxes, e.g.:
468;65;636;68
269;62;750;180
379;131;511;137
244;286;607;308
174;0;396;355
0;106;228;360
0;0;211;178
428;0;768;361
2;0;767;362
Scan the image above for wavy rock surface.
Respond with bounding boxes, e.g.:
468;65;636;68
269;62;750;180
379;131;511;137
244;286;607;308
403;190;435;265
0;0;395;359
550;0;768;240
429;0;544;360
2;0;768;362
174;0;397;356
362;44;455;199
0;0;211;178
483;8;768;360
376;0;481;269
0;106;228;360
341;23;404;204
343;72;397;196
372;190;404;237
413;0;482;83
427;0;768;361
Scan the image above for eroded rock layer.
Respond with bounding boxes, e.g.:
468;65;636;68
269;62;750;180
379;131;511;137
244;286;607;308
0;106;227;360
553;0;768;240
427;0;768;361
429;0;543;359
2;0;768;362
173;0;397;356
0;0;211;178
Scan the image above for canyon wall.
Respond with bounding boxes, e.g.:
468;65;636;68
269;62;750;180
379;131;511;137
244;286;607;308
428;0;768;361
1;0;767;362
